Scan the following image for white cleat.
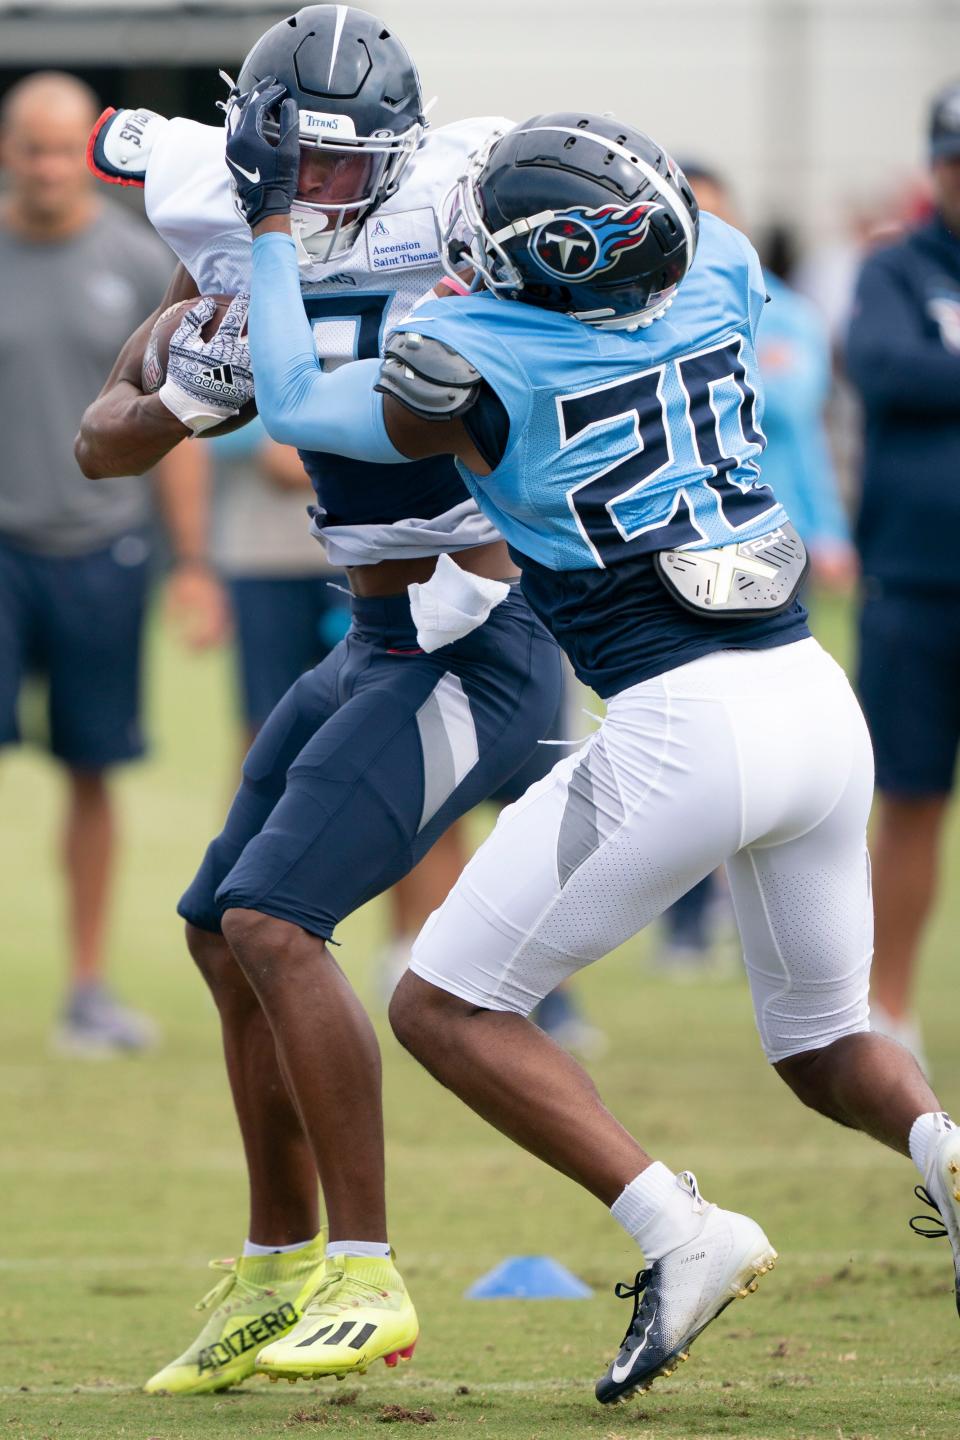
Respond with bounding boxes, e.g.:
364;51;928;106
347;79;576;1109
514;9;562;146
911;1124;960;1316
596;1173;777;1405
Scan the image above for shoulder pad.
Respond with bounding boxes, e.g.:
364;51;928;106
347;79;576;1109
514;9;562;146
376;331;482;420
86;107;169;188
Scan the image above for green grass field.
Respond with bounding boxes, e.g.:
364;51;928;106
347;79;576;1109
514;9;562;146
3;597;960;1440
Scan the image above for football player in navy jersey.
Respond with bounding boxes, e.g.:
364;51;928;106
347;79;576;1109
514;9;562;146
76;5;562;1396
229;87;960;1405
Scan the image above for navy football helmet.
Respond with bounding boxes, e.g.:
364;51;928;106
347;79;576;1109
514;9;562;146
442;113;699;329
227;4;425;264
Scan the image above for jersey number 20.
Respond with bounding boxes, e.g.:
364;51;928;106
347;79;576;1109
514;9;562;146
558;336;778;567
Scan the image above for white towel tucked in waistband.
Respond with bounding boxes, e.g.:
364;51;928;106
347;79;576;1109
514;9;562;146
407;553;511;653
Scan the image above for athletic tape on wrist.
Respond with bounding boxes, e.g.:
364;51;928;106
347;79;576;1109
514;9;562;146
157;378;238;436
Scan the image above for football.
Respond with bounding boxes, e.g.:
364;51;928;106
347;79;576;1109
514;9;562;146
142;294;258;437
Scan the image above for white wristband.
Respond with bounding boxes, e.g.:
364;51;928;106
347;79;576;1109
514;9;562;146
157;377;238;436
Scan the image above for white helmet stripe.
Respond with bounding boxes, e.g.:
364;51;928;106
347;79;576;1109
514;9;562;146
510;124;697;269
327;4;349;88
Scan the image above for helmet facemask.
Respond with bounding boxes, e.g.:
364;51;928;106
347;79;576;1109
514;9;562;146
440;134;525;298
287;108;423;265
223;74;424;267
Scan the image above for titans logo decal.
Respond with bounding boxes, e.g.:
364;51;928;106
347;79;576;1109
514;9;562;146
530;202;662;282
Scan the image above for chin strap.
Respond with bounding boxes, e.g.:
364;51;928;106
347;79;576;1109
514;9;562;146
290;211;363;269
575;292;676;332
292;222;319;270
489;209;557;246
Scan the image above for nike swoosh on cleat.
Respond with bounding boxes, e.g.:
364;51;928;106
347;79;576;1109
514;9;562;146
229;159;261;184
610;1306;659;1385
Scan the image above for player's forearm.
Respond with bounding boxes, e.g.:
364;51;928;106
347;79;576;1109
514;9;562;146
76;260;200;478
249;230;405;462
847;341;960;413
846;262;960;413
76;379;190;478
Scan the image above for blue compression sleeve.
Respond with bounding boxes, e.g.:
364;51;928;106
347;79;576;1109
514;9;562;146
249;231;409;463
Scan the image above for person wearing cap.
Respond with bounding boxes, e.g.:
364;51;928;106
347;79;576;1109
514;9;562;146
845;81;960;1070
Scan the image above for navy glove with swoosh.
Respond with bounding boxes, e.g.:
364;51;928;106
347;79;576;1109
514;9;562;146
225;76;300;227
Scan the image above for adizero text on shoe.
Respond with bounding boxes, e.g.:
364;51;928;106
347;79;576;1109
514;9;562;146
255;1253;418;1382
144;1238;327;1395
910;1125;960;1316
596;1188;777;1404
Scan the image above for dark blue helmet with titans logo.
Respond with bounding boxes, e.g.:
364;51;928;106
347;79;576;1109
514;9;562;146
442;113;699;329
228;4;425;264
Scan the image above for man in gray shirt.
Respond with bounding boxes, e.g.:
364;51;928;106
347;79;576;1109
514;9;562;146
0;71;224;1052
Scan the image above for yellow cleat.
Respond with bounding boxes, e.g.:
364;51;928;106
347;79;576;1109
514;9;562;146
255;1252;418;1382
144;1234;327;1395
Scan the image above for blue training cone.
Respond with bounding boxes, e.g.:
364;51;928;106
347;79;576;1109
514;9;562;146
466;1255;592;1300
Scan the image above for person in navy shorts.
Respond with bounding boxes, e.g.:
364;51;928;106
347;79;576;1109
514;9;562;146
847;80;960;1069
0;72;218;1054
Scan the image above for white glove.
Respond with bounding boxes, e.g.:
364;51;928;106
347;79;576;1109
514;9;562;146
158;292;254;435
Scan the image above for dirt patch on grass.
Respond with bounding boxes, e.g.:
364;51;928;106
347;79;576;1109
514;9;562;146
376;1404;438;1424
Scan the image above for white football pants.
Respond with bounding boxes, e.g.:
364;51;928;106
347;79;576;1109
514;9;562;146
410;637;874;1063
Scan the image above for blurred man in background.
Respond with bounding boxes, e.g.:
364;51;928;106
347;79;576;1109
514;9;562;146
0;71;224;1054
846;80;960;1069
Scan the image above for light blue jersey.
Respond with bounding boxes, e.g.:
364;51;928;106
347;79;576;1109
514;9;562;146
395;213;789;572
249;221;809;700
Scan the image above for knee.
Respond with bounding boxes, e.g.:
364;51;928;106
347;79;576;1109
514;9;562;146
185;921;257;1012
66;767;109;803
186;920;226;977
774;1048;824;1109
877;793;948;831
774;1033;869;1113
388;972;426;1054
389;971;465;1059
220;908;298;988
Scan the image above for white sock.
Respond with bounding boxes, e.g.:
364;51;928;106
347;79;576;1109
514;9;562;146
611;1162;705;1263
909;1111;955;1180
326;1240;392;1260
243;1237;315;1257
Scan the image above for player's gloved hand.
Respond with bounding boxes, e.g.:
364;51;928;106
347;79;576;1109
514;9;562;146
225;77;300;228
158;292;255;435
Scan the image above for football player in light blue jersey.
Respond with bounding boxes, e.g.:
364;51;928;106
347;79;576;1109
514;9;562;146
228;92;960;1407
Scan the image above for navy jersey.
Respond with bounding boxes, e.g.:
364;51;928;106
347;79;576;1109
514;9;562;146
847;217;960;591
394;213;808;694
